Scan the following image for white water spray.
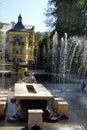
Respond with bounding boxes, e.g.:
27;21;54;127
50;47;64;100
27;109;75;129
52;31;58;75
1;25;6;88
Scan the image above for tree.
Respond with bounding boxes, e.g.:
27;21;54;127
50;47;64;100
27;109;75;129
0;23;3;50
45;0;87;37
35;31;43;42
78;65;87;77
35;32;51;69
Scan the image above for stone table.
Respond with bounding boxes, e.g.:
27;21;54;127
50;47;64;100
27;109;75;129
14;83;53;120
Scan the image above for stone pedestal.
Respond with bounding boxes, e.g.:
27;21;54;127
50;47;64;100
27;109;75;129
57;101;69;118
28;109;43;130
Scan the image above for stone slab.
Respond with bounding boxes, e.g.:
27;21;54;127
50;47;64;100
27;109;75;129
15;83;53;100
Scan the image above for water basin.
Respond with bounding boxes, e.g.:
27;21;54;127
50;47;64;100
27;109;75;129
26;85;36;93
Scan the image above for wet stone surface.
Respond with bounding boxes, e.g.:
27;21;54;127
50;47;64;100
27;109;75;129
0;84;87;130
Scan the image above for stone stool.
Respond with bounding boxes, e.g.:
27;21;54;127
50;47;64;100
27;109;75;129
0;97;7;101
0;101;7;118
0;93;8;100
57;101;69;118
0;91;8;95
52;97;63;113
28;109;43;130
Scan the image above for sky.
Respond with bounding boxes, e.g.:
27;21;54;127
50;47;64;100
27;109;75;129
0;0;48;32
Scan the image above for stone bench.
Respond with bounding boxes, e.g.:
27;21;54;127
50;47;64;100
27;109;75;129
56;101;69;118
0;101;7;119
28;109;43;130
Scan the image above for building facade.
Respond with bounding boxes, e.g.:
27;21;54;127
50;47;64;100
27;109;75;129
4;14;35;64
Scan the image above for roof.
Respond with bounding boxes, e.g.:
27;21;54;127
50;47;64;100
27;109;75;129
10;22;26;32
1;24;13;32
9;14;26;32
24;25;34;30
1;14;34;32
1;24;34;32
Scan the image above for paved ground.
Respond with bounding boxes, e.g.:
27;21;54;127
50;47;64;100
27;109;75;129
0;83;87;130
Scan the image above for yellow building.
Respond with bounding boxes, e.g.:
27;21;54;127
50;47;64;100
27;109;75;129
5;14;35;64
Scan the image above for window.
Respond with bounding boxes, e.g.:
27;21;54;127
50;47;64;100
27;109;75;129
13;49;20;54
13;37;22;44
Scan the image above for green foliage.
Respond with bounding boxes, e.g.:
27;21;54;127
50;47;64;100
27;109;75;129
35;31;52;69
45;0;87;37
0;23;3;29
0;31;2;50
0;22;4;50
35;31;51;50
35;31;43;42
78;65;87;77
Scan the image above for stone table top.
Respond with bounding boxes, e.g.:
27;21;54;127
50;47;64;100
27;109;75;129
14;83;53;100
